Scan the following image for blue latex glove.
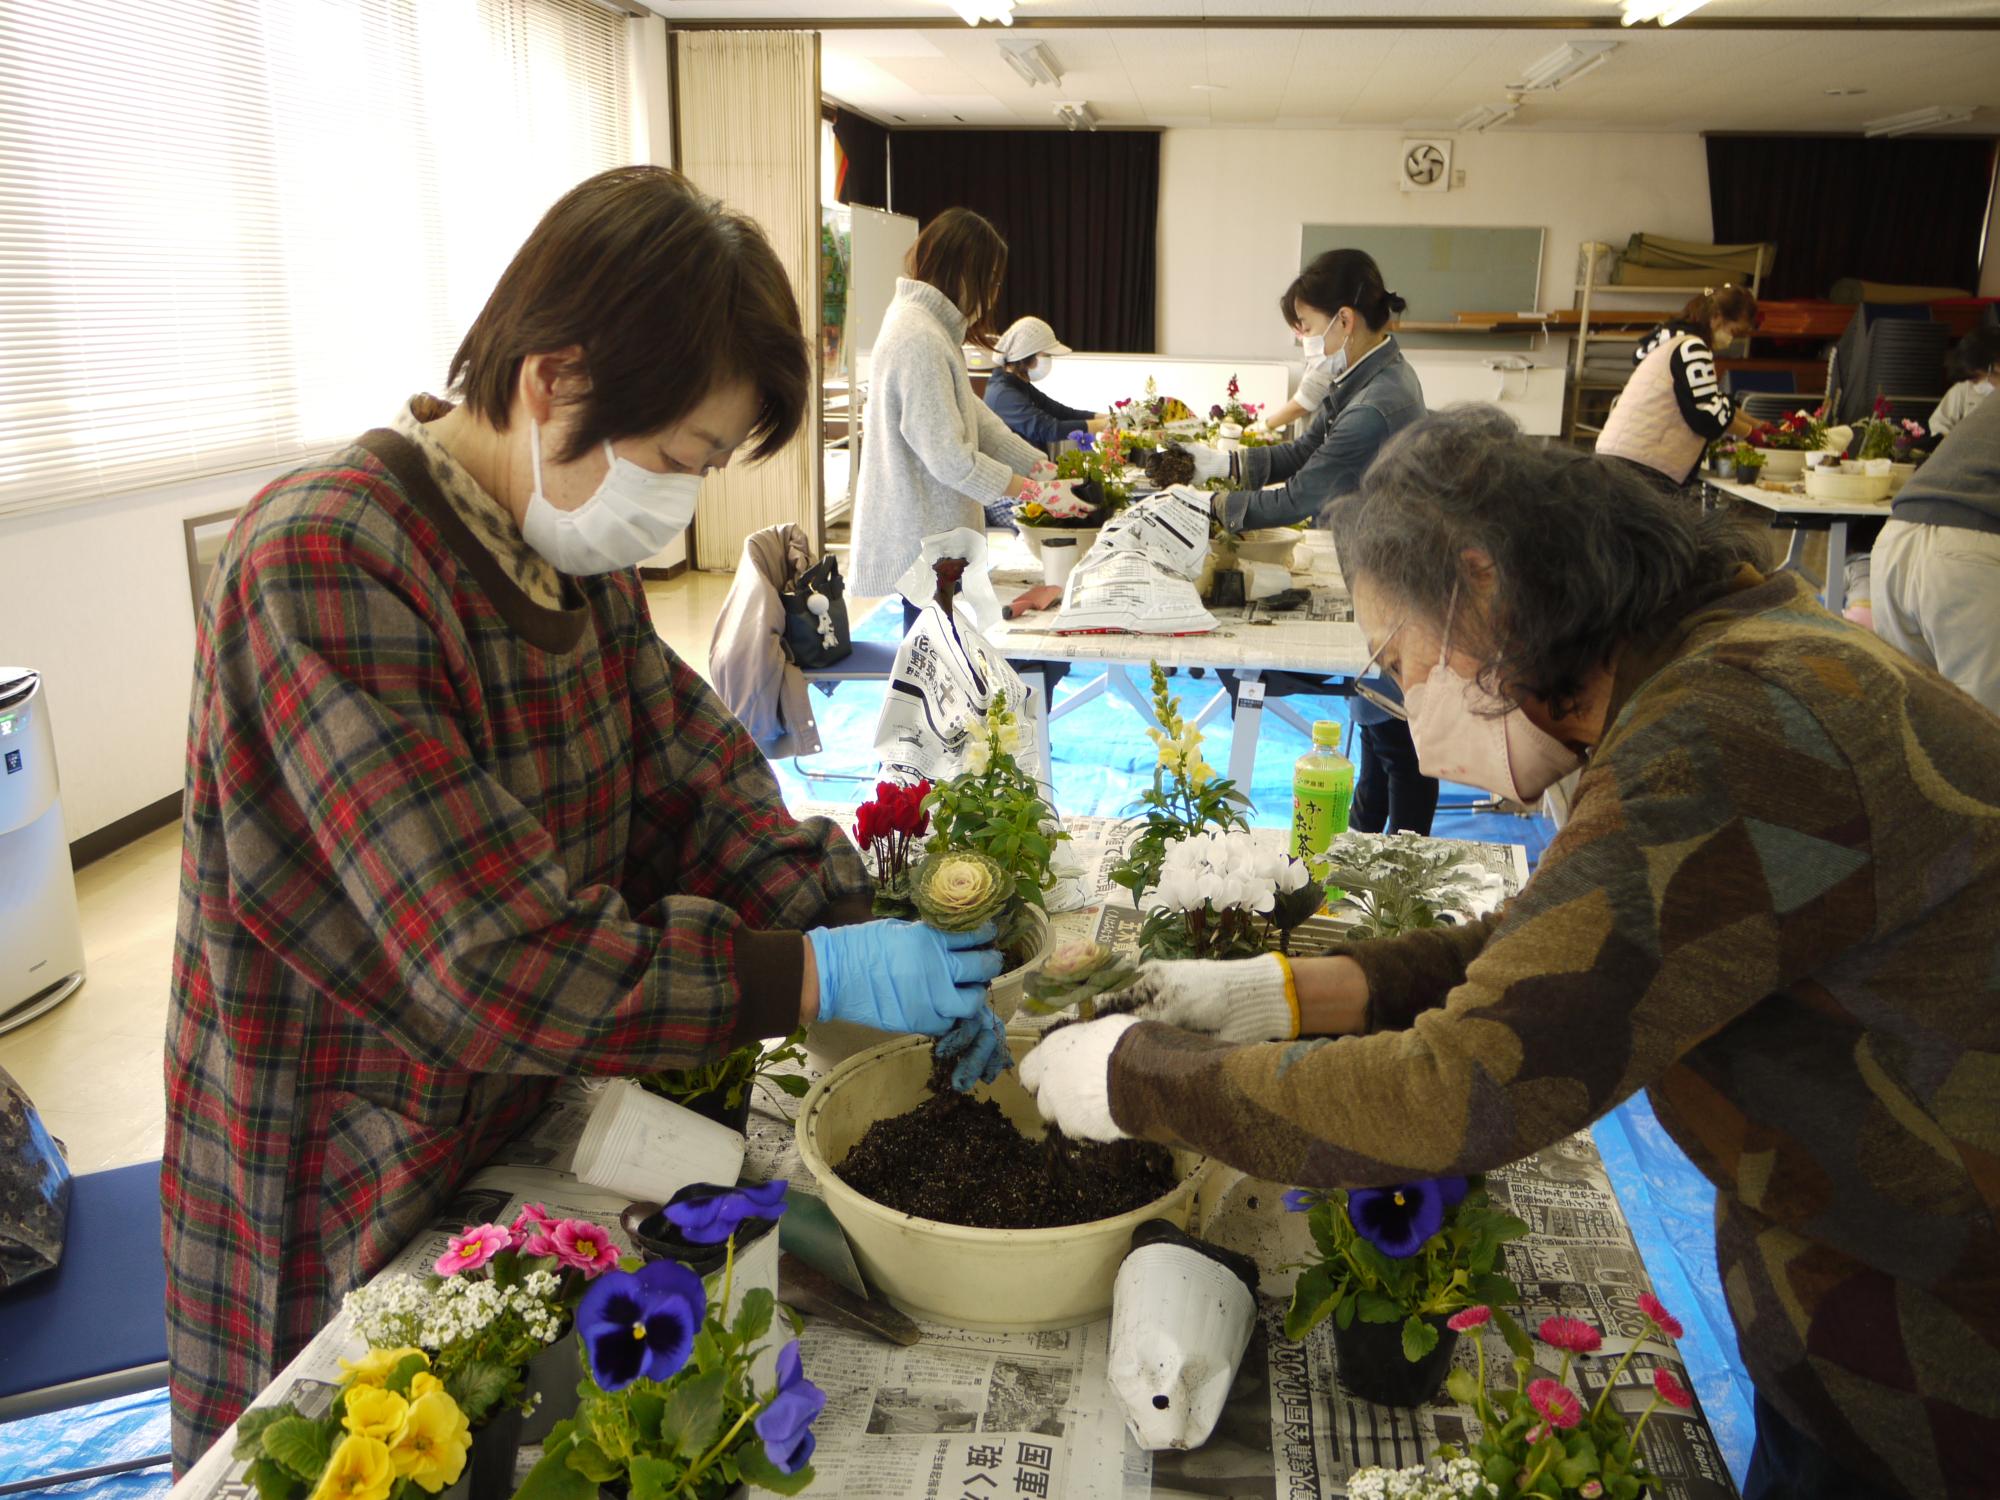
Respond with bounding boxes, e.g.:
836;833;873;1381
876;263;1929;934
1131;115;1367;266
808;920;1002;1035
933;1006;1012;1093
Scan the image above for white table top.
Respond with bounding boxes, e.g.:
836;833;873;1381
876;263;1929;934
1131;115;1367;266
1705;472;1895;521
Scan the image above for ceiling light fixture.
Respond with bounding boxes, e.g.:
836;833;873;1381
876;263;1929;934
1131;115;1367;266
1054;101;1098;132
1189;83;1227;92
1455;102;1519;133
1622;0;1711;25
998;40;1062;87
1509;42;1616;93
1824;87;1867;97
948;0;1015;26
1863;104;1976;137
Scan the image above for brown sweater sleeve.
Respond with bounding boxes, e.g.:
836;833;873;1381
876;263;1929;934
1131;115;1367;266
1327;914;1500;1033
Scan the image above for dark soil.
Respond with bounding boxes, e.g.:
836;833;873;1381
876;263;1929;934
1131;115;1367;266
836;1054;1179;1230
1143;445;1196;488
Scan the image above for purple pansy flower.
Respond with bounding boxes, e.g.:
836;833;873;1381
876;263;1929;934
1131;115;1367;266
664;1180;790;1245
755;1339;827;1474
1346;1177;1465;1258
577;1259;704;1392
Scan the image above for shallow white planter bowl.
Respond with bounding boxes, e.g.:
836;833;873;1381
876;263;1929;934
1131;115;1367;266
1804;468;1892;504
1753;448;1807;481
796;1033;1213;1331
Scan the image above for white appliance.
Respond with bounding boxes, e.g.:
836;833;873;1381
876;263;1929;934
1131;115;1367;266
0;670;85;1033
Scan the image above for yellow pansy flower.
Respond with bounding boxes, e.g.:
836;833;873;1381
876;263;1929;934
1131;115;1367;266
342;1385;409;1446
308;1434;395;1500
338;1346;427;1390
391;1389;472;1493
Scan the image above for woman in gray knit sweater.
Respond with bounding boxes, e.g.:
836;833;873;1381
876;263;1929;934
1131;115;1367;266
848;209;1044;607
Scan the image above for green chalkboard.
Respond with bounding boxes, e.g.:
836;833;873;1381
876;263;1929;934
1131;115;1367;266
1299;224;1545;351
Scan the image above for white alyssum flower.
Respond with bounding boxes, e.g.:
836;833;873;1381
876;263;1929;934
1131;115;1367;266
1152;830;1308;916
1345;1456;1489;1500
343;1270;564;1353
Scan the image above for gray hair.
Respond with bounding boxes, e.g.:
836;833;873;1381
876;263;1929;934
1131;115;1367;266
1330;405;1766;719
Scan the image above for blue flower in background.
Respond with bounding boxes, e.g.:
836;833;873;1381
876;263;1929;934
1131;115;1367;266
1069;428;1093;451
664;1180;789;1245
1282;1189;1320;1213
755;1339;827;1474
577;1259;705;1391
1346;1177;1467;1258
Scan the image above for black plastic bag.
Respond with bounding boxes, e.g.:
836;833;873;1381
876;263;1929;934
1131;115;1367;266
0;1063;71;1289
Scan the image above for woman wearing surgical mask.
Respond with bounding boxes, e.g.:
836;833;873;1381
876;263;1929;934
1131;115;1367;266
1596;284;1758;496
166;168;1006;1473
982;316;1109;448
1020;405;2000;1500
1927;325;1999;438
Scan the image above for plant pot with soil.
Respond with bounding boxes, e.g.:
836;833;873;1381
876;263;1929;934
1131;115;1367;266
637;1032;811;1137
1332;1313;1460;1408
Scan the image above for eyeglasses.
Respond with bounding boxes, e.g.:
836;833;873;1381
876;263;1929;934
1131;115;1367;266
1352;618;1410;722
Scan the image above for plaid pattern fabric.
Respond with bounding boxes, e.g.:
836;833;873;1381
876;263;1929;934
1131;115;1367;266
165;436;867;1471
1111;572;2000;1498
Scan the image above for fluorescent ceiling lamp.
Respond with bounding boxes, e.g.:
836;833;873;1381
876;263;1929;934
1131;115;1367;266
948;1;1015;24
1455;102;1519;132
1622;0;1712;24
1054;101;1097;132
1510;42;1616;92
1863;104;1975;137
999;40;1062;88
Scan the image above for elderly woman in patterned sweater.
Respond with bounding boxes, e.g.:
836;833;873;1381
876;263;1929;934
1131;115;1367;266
1024;406;2000;1500
166;168;1006;1474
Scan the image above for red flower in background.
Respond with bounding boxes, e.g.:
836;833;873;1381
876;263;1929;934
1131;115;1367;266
1539;1316;1604;1355
1873;394;1891;419
1637;1291;1684;1340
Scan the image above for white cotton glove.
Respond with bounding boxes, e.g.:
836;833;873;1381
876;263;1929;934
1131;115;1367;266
1119;953;1298;1044
1018;1015;1142;1143
1185;444;1232;484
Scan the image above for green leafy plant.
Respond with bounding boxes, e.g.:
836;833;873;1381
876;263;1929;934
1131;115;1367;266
1110;663;1250;905
1284;1178;1530;1364
1731;442;1764;476
923;687;1067;913
1314;832;1493;941
1021;939;1140;1019
640;1031;811;1115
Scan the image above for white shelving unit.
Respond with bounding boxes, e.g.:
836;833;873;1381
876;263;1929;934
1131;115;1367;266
1568;241;1766;442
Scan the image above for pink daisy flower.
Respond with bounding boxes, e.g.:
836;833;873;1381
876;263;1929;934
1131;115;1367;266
1653;1368;1694;1410
1527;1378;1583;1430
1446;1306;1492;1333
552;1219;618;1278
435;1223;509;1277
1638;1292;1684;1340
1538;1316;1603;1356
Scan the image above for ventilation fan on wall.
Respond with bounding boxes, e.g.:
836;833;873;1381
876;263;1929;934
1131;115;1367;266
1400;138;1452;193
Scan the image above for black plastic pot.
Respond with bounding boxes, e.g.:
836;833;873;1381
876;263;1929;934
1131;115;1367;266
1331;1313;1459;1408
520;1326;581;1445
435;1403;523;1499
620;1189;780;1272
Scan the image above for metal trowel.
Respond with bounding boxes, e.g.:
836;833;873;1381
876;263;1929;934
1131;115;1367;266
778;1188;922;1346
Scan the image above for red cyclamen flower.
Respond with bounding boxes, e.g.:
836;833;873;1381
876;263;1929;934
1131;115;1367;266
1527;1378;1583;1430
1539;1316;1603;1355
1653;1368;1694;1410
1446;1306;1492;1333
1637;1292;1684;1340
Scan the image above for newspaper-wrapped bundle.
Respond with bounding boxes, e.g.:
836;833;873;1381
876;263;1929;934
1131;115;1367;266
1052;486;1218;637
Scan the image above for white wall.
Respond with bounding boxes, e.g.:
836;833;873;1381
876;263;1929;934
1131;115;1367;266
0;464;292;842
1156;128;1715;360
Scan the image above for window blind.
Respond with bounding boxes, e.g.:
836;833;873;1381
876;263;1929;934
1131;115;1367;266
0;0;633;519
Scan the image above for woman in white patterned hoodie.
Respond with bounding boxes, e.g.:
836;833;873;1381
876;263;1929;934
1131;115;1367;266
1596;285;1759;495
848;208;1044;616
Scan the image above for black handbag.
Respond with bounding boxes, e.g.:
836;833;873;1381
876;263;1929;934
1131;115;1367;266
780;552;852;670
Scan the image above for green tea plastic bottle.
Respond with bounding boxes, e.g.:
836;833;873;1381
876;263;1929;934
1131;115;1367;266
1290;720;1354;859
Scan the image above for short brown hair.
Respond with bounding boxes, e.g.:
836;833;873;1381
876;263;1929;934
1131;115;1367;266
906;208;1008;351
1679;285;1759;344
450;166;807;464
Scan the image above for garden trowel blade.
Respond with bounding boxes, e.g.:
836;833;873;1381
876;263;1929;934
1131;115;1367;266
779;1186;867;1297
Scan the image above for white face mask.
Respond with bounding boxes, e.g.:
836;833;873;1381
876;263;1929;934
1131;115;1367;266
1397;597;1582;803
520;418;702;576
1027;354;1052;383
1300;333;1326;363
1974;380;1995;398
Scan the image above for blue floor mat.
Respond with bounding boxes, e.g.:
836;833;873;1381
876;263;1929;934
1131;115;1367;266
791;600;1752;1489
0;1387;172;1496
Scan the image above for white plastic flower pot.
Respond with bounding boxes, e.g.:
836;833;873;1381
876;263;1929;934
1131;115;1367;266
988;903;1052;1023
1804;467;1893;504
1887;462;1917;494
1039;533;1089;589
1753;448;1807;481
572;1082;746;1204
795;1033;1212;1331
1107;1224;1258;1451
1232;529;1299;570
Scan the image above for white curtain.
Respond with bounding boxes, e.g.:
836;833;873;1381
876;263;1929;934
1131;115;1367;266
674;31;822;569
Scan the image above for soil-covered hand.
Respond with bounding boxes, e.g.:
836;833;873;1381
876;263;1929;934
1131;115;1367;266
1019;1015;1142;1142
933;1006;1012;1093
1119;953;1297;1043
808;919;1001;1034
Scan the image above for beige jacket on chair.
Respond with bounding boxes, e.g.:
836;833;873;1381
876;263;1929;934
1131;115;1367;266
708;523;823;759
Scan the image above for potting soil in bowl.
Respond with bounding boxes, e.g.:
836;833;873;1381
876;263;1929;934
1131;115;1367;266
836;1051;1178;1230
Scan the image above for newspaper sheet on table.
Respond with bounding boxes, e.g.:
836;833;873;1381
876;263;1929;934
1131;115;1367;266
874;601;1049;789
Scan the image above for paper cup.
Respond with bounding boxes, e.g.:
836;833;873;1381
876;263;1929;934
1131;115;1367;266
1108;1222;1259;1451
572;1081;747;1205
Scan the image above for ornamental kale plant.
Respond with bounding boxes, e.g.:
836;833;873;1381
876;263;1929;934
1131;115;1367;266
1436;1295;1693;1499
1110;663;1252;906
1284;1178;1530;1364
514;1184;825;1500
923;686;1067;914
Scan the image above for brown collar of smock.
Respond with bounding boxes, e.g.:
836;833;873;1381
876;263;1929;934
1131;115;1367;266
1598;564;1807;737
354;420;591;655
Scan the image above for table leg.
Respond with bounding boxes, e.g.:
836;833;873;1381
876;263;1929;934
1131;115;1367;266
1050;670;1110;722
1228;674;1265;791
1017;665;1054;790
1106;665;1161;726
1825;521;1849;616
